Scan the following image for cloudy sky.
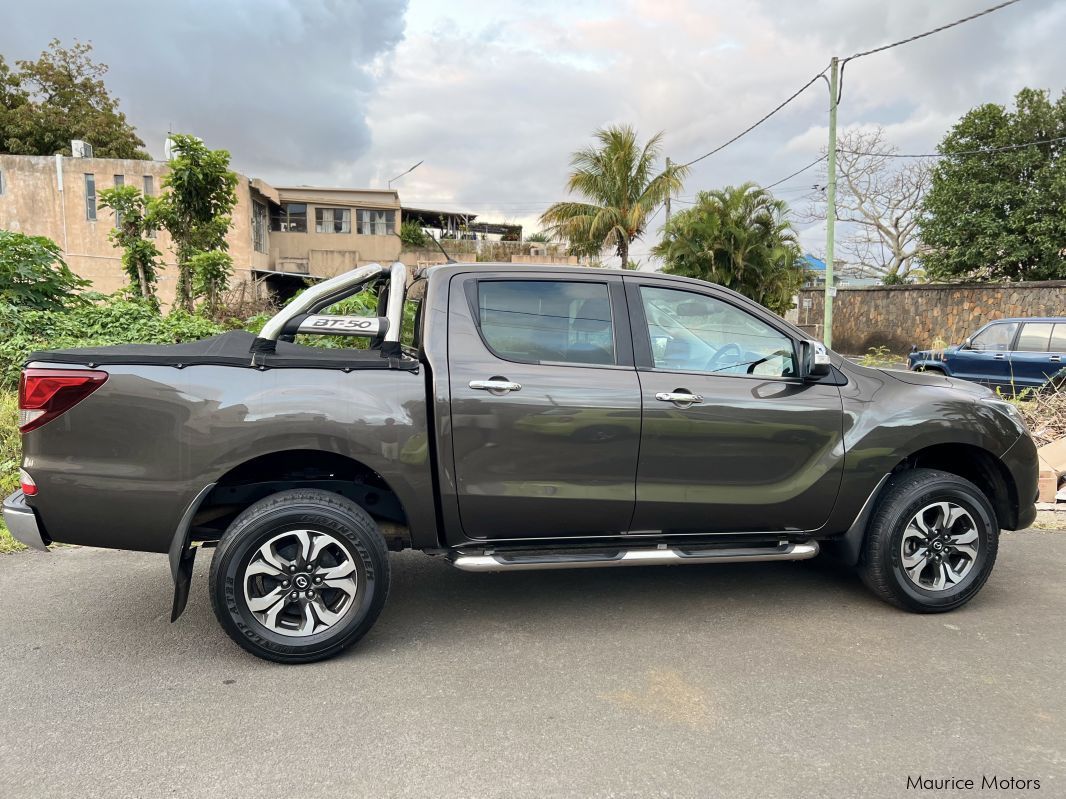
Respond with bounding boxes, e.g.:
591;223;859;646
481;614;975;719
3;0;1064;265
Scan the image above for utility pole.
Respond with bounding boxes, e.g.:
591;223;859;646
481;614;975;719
824;56;839;349
664;157;672;224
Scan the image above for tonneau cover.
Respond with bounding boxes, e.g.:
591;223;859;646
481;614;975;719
27;330;410;371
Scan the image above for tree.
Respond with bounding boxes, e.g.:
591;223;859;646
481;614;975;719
808;127;931;283
152;134;239;311
653;183;806;315
0;230;89;311
0;40;148;159
540;125;687;267
97;185;163;304
190;251;234;317
920;88;1066;282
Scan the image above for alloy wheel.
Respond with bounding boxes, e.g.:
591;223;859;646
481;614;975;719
243;529;359;637
899;501;980;591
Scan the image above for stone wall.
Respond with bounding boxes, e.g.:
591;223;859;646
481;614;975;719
794;281;1066;354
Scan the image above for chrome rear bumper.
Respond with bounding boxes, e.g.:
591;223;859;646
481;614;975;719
3;490;49;551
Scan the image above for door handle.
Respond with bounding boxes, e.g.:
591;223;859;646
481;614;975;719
993;353;1005;360
655;391;703;406
469;378;522;394
1050;355;1062;362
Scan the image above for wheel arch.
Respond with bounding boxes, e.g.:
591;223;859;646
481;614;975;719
832;441;1018;566
194;449;412;548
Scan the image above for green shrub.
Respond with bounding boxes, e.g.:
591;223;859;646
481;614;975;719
0;297;225;388
0;390;22;553
0;230;91;312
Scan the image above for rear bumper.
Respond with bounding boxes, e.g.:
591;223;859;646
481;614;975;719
3;490;49;551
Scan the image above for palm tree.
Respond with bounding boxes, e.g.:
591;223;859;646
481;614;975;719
652;183;807;315
540;126;687;267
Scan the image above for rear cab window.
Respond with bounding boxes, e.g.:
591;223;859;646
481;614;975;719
476;280;616;366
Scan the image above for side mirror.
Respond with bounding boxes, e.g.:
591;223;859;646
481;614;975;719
799;339;832;380
960;337;973;350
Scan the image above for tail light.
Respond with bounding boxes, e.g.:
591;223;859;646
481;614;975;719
18;368;108;433
19;468;37;496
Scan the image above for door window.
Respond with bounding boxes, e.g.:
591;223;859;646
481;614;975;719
476;280;615;366
1015;322;1054;352
1050;324;1066;354
639;286;795;377
968;323;1017;351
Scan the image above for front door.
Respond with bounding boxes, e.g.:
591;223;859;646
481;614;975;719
447;274;641;540
948;321;1019;389
626;280;844;534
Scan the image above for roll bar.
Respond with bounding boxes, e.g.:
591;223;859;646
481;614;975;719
250;261;408;360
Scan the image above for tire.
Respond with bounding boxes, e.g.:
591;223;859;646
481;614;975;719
209;488;390;663
859;468;998;613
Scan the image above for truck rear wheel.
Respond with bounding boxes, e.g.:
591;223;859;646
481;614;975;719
859;468;998;613
209;489;390;663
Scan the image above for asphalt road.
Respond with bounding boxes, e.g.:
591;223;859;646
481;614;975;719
1;531;1064;799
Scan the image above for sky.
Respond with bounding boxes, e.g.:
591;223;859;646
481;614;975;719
3;0;1064;266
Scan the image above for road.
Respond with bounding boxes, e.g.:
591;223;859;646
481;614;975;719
1;530;1063;799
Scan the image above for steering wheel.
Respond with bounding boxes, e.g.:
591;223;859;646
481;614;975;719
705;343;744;373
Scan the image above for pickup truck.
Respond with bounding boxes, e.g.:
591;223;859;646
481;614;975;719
5;262;1039;663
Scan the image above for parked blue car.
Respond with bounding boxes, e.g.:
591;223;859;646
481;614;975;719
908;317;1066;393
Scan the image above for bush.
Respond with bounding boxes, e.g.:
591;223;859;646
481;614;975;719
0;390;23;552
399;220;430;249
0;297;225;388
0;230;91;312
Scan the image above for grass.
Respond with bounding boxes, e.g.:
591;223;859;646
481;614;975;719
0;389;23;553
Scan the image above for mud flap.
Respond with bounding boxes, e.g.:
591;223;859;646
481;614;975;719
168;483;216;622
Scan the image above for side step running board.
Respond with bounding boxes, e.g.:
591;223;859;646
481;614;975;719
451;540;819;572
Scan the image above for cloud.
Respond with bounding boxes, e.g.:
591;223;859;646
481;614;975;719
0;0;408;179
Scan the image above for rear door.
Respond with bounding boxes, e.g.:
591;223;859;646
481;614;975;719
1008;321;1066;390
625;279;844;534
447;273;641;540
948;321;1018;388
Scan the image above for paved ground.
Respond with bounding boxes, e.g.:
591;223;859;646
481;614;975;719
1;531;1063;799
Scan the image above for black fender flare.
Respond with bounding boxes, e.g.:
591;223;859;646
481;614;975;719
828;473;891;566
168;483;216;622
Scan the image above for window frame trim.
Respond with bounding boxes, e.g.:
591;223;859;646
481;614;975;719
460;274;634;370
623;277;803;383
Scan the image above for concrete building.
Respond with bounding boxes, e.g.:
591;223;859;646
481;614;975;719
0;151;402;305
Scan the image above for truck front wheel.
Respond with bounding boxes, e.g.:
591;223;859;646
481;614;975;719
209;489;390;663
859;469;999;612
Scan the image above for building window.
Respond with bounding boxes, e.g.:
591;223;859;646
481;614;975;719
252;201;268;253
143;175;154;195
84;174;97;221
270;203;307;233
357;208;395;236
112;175;125;227
315;207;351;234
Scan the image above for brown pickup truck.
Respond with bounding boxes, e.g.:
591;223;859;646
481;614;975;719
5;262;1038;662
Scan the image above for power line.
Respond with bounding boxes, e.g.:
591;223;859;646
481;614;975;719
843;0;1024;61
679;69;828;168
840;134;1066;159
837;0;1025;103
764;155;828;189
